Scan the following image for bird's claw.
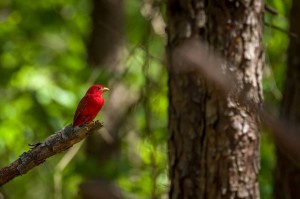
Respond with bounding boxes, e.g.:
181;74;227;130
94;120;104;126
91;120;103;126
28;142;42;149
78;121;103;127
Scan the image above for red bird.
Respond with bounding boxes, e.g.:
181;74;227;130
73;84;109;127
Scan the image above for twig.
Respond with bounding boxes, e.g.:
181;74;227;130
0;121;103;186
265;22;298;39
265;4;278;16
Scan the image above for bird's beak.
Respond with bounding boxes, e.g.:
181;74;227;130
103;87;110;92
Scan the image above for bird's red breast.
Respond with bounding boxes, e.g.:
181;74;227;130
73;84;109;127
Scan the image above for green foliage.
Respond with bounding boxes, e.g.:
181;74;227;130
264;0;291;110
0;0;94;198
260;0;292;198
0;0;167;198
259;133;276;199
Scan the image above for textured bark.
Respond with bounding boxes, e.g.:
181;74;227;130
167;0;263;199
0;122;103;186
273;0;300;198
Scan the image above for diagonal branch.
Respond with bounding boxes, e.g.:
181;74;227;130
0;121;103;186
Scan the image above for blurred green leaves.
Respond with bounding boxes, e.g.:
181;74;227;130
0;0;93;198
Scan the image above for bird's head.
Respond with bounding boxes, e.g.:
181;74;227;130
86;84;110;95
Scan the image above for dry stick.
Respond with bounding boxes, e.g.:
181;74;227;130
264;4;298;38
264;22;298;39
0;121;103;186
172;38;300;165
265;4;278;16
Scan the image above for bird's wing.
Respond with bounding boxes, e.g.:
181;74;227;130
73;95;90;124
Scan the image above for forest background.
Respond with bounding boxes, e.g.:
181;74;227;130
0;0;293;198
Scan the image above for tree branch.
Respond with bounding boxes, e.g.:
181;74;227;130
0;121;103;186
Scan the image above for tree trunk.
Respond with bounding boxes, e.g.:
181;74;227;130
87;0;123;68
273;0;300;198
166;1;264;199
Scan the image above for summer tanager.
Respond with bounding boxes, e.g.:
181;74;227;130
73;84;109;127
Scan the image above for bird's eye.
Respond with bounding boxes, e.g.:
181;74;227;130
97;87;101;90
